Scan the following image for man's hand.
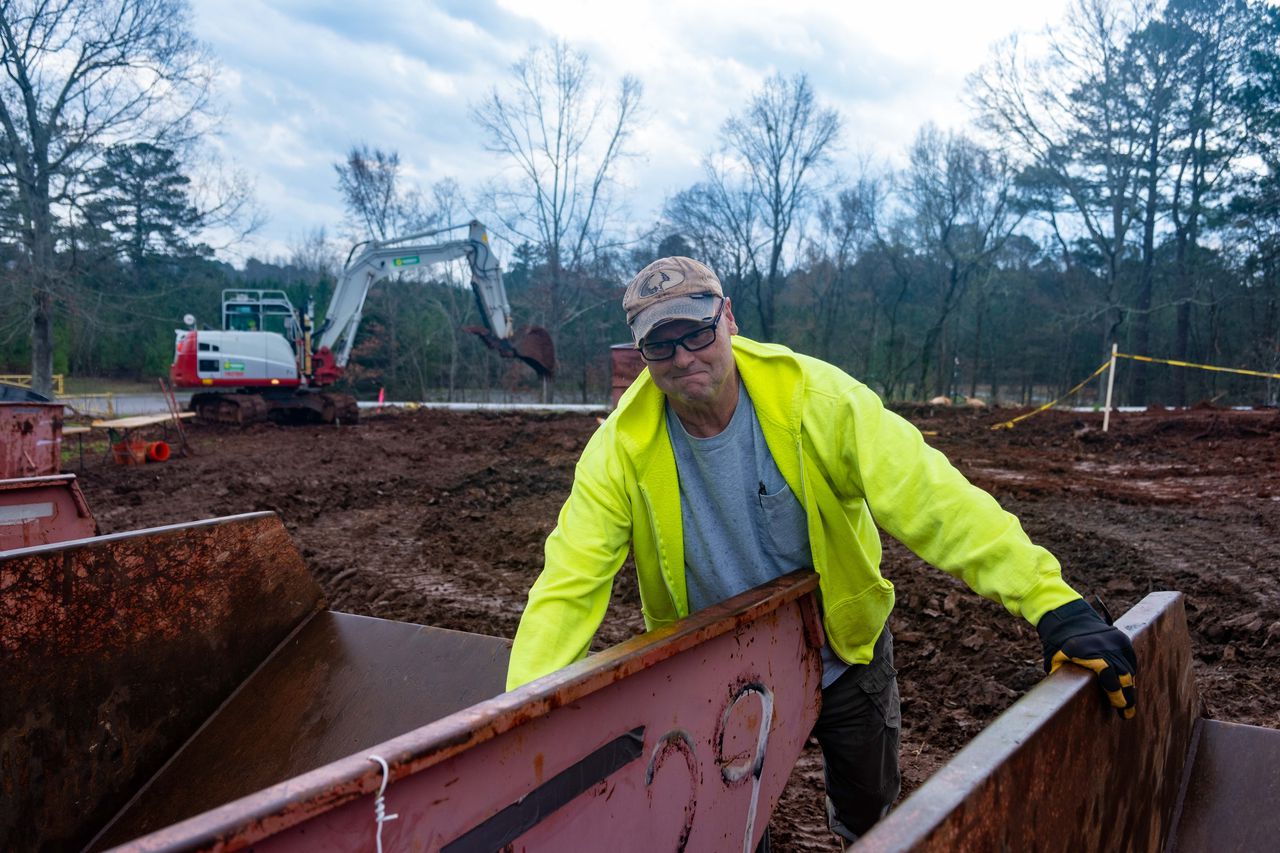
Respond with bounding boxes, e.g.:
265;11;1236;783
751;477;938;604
1036;599;1137;719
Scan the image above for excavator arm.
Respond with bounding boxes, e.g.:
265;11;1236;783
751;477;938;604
314;221;554;380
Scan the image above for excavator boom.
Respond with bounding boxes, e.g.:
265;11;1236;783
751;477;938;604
318;220;554;378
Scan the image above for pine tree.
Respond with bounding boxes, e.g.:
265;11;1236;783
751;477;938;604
84;143;203;285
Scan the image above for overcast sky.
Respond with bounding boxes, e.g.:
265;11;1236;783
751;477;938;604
190;0;1073;263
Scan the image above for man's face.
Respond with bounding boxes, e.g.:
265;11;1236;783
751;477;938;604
641;298;739;407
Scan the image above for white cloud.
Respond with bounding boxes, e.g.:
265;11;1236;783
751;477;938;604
189;0;1071;261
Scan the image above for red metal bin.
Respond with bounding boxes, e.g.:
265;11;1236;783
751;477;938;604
1;401;63;477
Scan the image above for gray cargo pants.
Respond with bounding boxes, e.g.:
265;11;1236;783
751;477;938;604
814;625;902;844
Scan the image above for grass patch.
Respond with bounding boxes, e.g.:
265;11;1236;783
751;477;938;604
61;377;165;395
61;437;110;466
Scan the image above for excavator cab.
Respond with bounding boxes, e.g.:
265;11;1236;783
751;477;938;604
222;290;302;341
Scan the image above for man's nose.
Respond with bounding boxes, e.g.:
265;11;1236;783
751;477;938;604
671;345;696;368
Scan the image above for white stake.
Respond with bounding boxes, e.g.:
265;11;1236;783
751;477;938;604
1103;343;1118;432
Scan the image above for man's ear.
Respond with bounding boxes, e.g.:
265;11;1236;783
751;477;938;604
724;297;739;335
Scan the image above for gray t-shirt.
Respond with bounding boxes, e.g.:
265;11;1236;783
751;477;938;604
667;381;850;687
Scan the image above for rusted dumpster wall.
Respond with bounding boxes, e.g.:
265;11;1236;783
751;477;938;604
857;592;1201;853
0;401;63;477
0;513;324;853
106;571;824;853
0;474;98;549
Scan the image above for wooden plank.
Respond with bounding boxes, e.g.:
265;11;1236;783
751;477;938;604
62;425;91;436
90;412;195;430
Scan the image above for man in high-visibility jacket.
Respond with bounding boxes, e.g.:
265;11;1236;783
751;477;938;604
507;256;1137;844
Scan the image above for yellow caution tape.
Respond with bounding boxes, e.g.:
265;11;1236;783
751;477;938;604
1116;352;1280;381
991;360;1112;431
989;350;1277;431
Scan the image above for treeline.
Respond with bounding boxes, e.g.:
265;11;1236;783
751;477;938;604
660;0;1280;407
2;0;1277;406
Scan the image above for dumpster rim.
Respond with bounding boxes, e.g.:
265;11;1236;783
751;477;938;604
103;568;822;853
0;510;276;560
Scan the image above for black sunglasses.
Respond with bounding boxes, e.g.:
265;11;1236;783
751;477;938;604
637;299;724;362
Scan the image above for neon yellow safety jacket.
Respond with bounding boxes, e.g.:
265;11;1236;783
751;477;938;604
506;336;1081;690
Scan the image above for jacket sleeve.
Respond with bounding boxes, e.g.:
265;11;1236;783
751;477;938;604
831;382;1080;625
506;426;634;690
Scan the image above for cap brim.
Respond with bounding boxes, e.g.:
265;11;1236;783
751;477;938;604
630;294;719;343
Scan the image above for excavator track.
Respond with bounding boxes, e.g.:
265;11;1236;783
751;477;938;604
193;391;358;426
318;393;360;425
192;393;270;426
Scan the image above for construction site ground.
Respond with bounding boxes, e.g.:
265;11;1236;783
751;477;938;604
77;403;1280;852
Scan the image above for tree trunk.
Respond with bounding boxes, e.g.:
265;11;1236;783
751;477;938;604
1172;259;1193;406
1172;127;1209;407
28;195;57;398
970;296;984;399
1132;151;1161;405
31;289;55;397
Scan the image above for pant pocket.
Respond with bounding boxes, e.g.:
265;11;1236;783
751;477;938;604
857;658;901;729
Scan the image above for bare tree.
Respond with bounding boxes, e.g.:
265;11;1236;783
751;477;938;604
0;0;213;395
663;156;765;315
472;40;642;362
721;72;841;339
334;145;432;241
333;144;446;390
796;170;883;366
898;125;1022;397
971;0;1153;363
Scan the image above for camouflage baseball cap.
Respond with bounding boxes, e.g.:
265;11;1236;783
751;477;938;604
623;256;724;343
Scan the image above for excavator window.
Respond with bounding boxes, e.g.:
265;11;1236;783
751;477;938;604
221;290;300;340
226;305;260;331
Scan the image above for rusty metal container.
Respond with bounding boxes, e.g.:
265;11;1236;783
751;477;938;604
0;401;63;477
858;591;1280;852
610;343;646;409
2;514;326;852
2;512;824;853
0;474;98;549
23;512;1276;853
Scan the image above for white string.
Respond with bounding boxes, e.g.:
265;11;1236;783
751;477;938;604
367;754;399;853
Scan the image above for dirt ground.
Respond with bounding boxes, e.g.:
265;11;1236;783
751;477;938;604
77;402;1280;851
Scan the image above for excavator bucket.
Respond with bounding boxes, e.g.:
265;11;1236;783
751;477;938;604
513;324;556;377
465;324;557;378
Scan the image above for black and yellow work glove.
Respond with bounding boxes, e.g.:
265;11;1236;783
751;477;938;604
1036;599;1137;719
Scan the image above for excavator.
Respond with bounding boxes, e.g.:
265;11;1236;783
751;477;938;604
170;221;555;424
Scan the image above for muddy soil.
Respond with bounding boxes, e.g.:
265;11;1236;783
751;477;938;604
78;404;1280;852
